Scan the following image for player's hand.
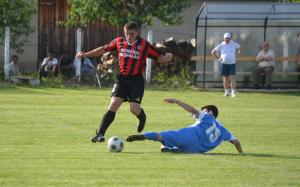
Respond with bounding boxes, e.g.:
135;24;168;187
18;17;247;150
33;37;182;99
164;98;178;104
76;51;86;59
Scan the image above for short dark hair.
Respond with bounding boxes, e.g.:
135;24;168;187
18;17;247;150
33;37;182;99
201;105;219;118
124;21;138;31
11;55;18;59
48;50;54;55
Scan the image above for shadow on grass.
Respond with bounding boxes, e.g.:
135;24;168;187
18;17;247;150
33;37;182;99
204;152;300;160
122;152;300;160
121;151;159;154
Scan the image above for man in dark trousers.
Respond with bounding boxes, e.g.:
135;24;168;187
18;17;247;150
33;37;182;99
76;21;173;143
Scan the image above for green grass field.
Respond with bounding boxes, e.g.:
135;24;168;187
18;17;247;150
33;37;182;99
0;87;299;186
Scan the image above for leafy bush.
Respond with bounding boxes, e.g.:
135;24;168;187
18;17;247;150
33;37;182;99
151;65;193;90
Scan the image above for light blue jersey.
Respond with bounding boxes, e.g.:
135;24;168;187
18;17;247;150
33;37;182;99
159;111;235;153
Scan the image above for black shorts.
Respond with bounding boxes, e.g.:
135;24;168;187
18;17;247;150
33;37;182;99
111;74;144;103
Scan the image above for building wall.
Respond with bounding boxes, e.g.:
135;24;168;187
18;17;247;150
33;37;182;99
141;0;202;43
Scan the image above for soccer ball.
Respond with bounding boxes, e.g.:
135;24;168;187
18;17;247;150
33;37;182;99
107;136;124;152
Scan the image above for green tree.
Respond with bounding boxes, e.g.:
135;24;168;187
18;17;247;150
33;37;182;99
0;0;36;53
66;0;192;28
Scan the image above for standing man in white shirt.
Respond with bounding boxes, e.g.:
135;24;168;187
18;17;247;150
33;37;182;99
252;42;275;90
212;32;242;97
39;50;59;79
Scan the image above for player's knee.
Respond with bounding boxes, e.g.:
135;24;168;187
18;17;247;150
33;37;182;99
108;103;120;112
157;134;163;142
108;98;123;112
130;107;140;115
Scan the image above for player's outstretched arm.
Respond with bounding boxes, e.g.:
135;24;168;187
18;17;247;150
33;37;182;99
164;98;199;117
229;139;244;154
76;46;106;59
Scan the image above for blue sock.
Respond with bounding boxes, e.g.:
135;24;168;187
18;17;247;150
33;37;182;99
143;132;158;141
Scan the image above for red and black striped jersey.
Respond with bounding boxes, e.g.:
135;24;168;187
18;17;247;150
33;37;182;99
103;36;160;76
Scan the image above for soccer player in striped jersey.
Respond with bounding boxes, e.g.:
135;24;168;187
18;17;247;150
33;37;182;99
126;98;243;154
76;21;173;143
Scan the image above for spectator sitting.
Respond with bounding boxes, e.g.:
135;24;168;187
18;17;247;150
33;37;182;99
252;42;275;90
5;55;40;86
6;55;21;84
73;57;96;86
39;50;59;79
59;51;75;79
76;57;96;77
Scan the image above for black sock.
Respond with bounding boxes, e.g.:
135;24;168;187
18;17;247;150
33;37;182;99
137;108;146;122
98;111;115;135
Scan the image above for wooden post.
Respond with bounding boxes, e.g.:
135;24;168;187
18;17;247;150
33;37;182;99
145;30;153;84
75;28;82;81
4;26;10;80
283;31;289;73
213;32;220;81
202;16;208;89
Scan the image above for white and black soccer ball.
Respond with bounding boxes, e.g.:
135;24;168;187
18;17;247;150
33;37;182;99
107;136;124;152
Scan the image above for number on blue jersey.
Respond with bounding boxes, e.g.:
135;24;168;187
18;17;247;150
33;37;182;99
205;122;221;143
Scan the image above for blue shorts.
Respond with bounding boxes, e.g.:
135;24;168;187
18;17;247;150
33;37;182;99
220;63;236;76
159;128;200;153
